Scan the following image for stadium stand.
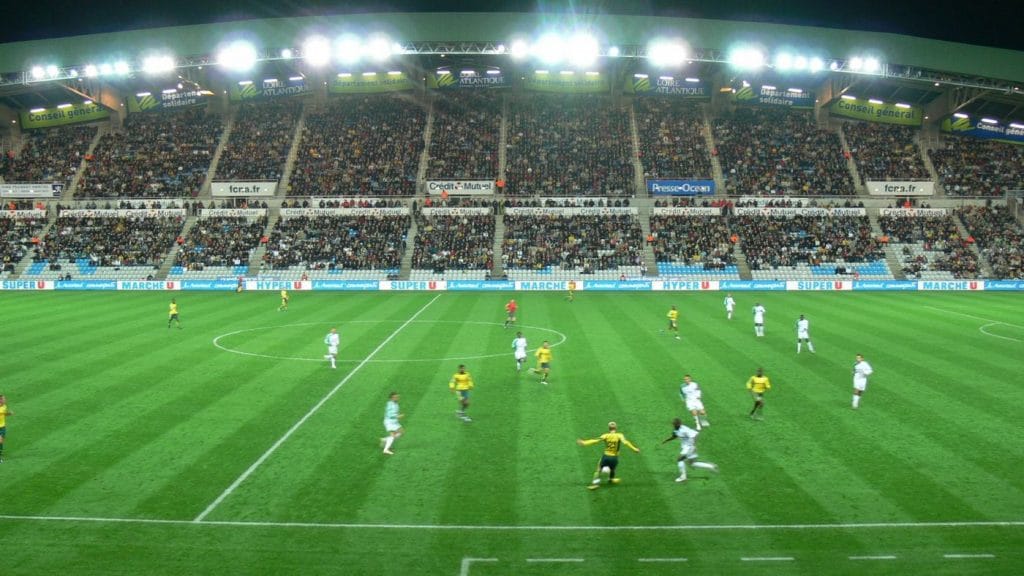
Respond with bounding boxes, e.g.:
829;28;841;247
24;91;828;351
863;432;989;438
427;91;501;180
879;211;979;279
843;122;930;182
635;99;713;180
928;135;1024;197
216;99;303;181
170;215;267;274
502;213;644;279
0;214;47;276
649;214;739;278
76;109;222;198
713;107;855;196
289;95;425;196
410;212;495;278
957;205;1023;279
505;94;634;196
1;125;96;187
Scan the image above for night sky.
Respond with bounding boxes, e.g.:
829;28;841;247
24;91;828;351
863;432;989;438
6;0;1023;52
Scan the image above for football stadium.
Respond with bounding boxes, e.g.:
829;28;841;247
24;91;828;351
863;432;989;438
1;3;1022;575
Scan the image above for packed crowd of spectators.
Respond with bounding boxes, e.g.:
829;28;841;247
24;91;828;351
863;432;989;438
506;95;634;196
1;216;47;273
928;135;1024;197
262;215;410;271
290;96;425;196
649;216;736;269
713;108;855;196
1;125;96;186
35;215;184;267
173;216;267;270
957;205;1023;279
77;109;222;198
502;214;643;270
635;99;713;180
843;122;930;182
411;214;495;271
735;215;884;269
216;100;302;181
427;92;501;179
878;212;979;278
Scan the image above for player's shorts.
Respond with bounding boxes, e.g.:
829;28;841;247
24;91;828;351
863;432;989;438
457;390;471;400
598;455;619;471
686;399;705;412
539;362;550;370
751;392;765;401
755;321;764;327
853;380;868;392
669;320;678;329
515;351;527;361
797;331;810;340
169;314;179;320
679;444;697;459
0;426;6;438
328;345;339;355
383;419;401;433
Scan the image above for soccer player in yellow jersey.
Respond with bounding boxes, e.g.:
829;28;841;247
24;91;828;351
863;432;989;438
167;299;182;329
566;280;576;302
577;421;640;489
666;305;680;339
449;364;475;422
531;340;552;384
0;394;12;463
278;289;289;311
746;367;772;420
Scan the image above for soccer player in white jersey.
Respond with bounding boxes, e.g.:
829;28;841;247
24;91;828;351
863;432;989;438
661;418;718;482
679;374;710;430
852;353;874;409
752;302;766;337
512;331;528;371
796;314;815;354
381;392;403;455
724;293;736;320
323;327;340;369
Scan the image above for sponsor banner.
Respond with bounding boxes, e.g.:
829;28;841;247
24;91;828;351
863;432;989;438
1;280;53;290
181;280;238;291
917;280;984;291
647;179;716;196
55;280;118;290
447;280;516;291
941;116;1024;146
523;72;609;94
426;180;496;196
20;102;109;130
582;280;652;291
515;280;579;291
853;280;919;291
329;72;417;94
60;209;186;218
280;207;409;218
421;207;492;216
830;97;922;126
720;280;787;291
983;280;1024;291
866;181;934;196
626;75;711;99
879;208;948;217
651;207;723;216
1;183;63;198
732;85;815;109
211;181;278;197
244;280;312;291
427;72;510;90
504;207;638;216
126;89;211;113
311;280;382;291
229;78;312;102
1;209;48;219
199;209;268;219
653;280;720;291
117;280;180;291
380;280;447;291
734;207;867;217
786;280;853;291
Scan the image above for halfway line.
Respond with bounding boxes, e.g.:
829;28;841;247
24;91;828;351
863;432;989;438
193;294;443;522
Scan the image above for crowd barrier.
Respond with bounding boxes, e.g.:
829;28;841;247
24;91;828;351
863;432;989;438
2;279;1021;291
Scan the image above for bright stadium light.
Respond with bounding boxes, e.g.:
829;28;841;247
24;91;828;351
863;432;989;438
608;46;620;57
863;57;881;73
31;66;45;79
895;102;911;109
533;33;566;65
792;55;808;70
99;63;113;75
510;40;529;60
729;47;764;70
281;48;293;59
302;36;332;67
841;94;857;100
57;103;72;109
217;40;259;72
142;55;174;74
953;112;969;119
84;64;99;77
648;40;687;67
774;53;794;70
364;36;393;62
114;61;130;75
334;34;362;64
1009;122;1024;129
981;117;998;124
787;88;803;94
30;107;45;113
685;77;699;83
849;57;864;71
46;65;59;78
566;32;599;68
809;57;825;72
869;98;883;104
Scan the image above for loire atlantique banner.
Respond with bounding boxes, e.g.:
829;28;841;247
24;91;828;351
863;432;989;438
229;79;313;102
427;72;510;90
523;72;609;93
940;116;1024;146
732;85;815;109
625;75;710;99
329;72;417;94
830;97;923;126
20;102;109;129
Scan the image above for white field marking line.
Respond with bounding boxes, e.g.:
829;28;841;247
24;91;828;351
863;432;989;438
212;320;568;363
741;557;794;562
193;294;442;523
525;558;583;563
849;555;897;560
944;553;995;559
459;557;497;576
980;323;1024;343
638;558;688;562
922;305;1024;330
4;515;1024;531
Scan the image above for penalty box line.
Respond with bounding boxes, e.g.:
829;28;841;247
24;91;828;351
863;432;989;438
193;293;443;523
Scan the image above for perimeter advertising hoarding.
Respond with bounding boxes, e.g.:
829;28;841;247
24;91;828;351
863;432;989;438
0;183;62;198
20;102;109;129
427;72;509;89
866;181;935;196
523;72;609;94
426;180;496;195
625;75;710;99
830;97;923;126
329;72;417;94
211;181;278;197
940;116;1024;146
646;179;715;196
732;85;815;109
229;79;312;101
126;90;211;113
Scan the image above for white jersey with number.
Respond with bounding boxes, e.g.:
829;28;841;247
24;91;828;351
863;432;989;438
724;296;735;311
324;331;340;355
512;336;528;360
680;382;705;412
796;318;810;339
753;305;766;325
383;400;401;432
853;360;873;391
674;424;699;458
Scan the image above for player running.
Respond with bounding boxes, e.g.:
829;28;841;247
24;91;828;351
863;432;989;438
680;374;710;430
724;293;736;320
167;299;182;329
512;331;528;372
661;418;718;483
746;367;771;420
531;340;552;384
449;364;475;422
504;299;517;328
666;305;681;339
278;289;289;312
323;327;340;369
577;421;640;490
381;392;403;455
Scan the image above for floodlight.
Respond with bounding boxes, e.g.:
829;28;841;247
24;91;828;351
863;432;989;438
83;100;92;105
510;40;529;59
608;46;620;58
774;53;793;70
729;48;764;70
787;88;803;94
99;63;113;75
46;65;59;78
392;42;405;54
648;40;687;67
362;72;377;77
334;34;362;64
114;61;130;75
566;32;599;68
57;103;72;109
849;57;864;71
486;69;501;75
1009;123;1024;129
364;36;393;62
533;33;566;65
981;118;998;124
585;71;599;76
30;108;45;113
793;55;808;70
535;70;549;74
762;85;777;91
303;36;332;67
559;70;574;75
659;76;674;81
136;92;151;97
84;65;99;77
162;89;177;94
217;41;258;72
841;94;857;100
289;76;304;82
633;73;648;78
460;70;475;76
863;58;880;73
387;71;402;76
809;57;825;72
281;48;293;59
337;73;352;77
685;77;699;83
953;113;969;119
496;44;506;54
829;61;840;71
895;103;910;109
142;55;174;75
69;69;78;77
31;66;45;79
868;98;883;105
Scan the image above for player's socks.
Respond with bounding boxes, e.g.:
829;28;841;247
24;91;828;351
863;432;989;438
852;395;860;408
677;461;687;480
384;436;395;451
692;462;718;473
797;343;802;353
808;342;815;353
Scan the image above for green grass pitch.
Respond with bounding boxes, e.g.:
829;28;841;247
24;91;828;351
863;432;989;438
0;290;1022;575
